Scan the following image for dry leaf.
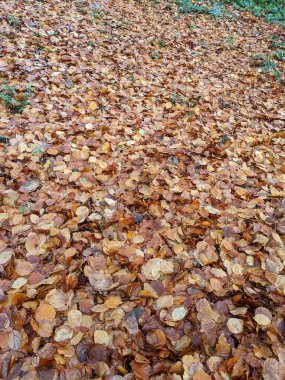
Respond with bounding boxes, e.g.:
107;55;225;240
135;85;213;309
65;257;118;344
172;307;187;321
54;326;73;342
254;314;271;326
141;258;174;280
1;0;285;377
89;102;97;112
0;250;13;265
227;318;244;334
104;296;122;309
193;372;212;380
94;330;110;346
35;303;56;323
8;330;21;350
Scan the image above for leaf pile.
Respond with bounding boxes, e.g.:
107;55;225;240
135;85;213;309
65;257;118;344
0;0;285;379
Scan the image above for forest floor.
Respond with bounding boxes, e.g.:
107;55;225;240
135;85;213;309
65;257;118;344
0;0;285;379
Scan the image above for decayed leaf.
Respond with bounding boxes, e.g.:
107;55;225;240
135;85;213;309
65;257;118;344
263;358;285;380
0;213;8;224
89;101;97;112
75;206;89;222
139;283;159;298
88;271;114;290
131;361;152;379
64;247;77;260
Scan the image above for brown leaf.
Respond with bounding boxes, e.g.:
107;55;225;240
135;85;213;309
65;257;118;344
35;303;56;323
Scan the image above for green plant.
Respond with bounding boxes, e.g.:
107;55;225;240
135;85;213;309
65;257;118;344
0;84;32;113
274;49;285;62
158;39;166;48
170;92;185;106
268;35;285;62
91;2;105;18
252;54;283;83
87;41;97;47
7;15;21;30
0;136;9;144
35;44;45;52
75;0;87;14
223;0;285;25
176;0;224;18
253;53;264;61
91;3;100;10
260;58;277;73
269;35;284;49
273;69;282;82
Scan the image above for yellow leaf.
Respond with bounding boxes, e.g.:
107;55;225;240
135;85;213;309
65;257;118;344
102;142;110;152
104;296;123;309
89;101;97;112
101;87;109;95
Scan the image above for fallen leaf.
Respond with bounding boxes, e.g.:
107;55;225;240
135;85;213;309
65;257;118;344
94;330;110;346
141;258;174;280
172;307;187;321
227;318;244;334
54;326;73;342
35;303;56;323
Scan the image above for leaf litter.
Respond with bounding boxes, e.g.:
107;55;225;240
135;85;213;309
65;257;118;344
0;0;285;379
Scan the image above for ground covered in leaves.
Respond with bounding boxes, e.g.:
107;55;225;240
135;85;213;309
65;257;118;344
0;0;285;379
